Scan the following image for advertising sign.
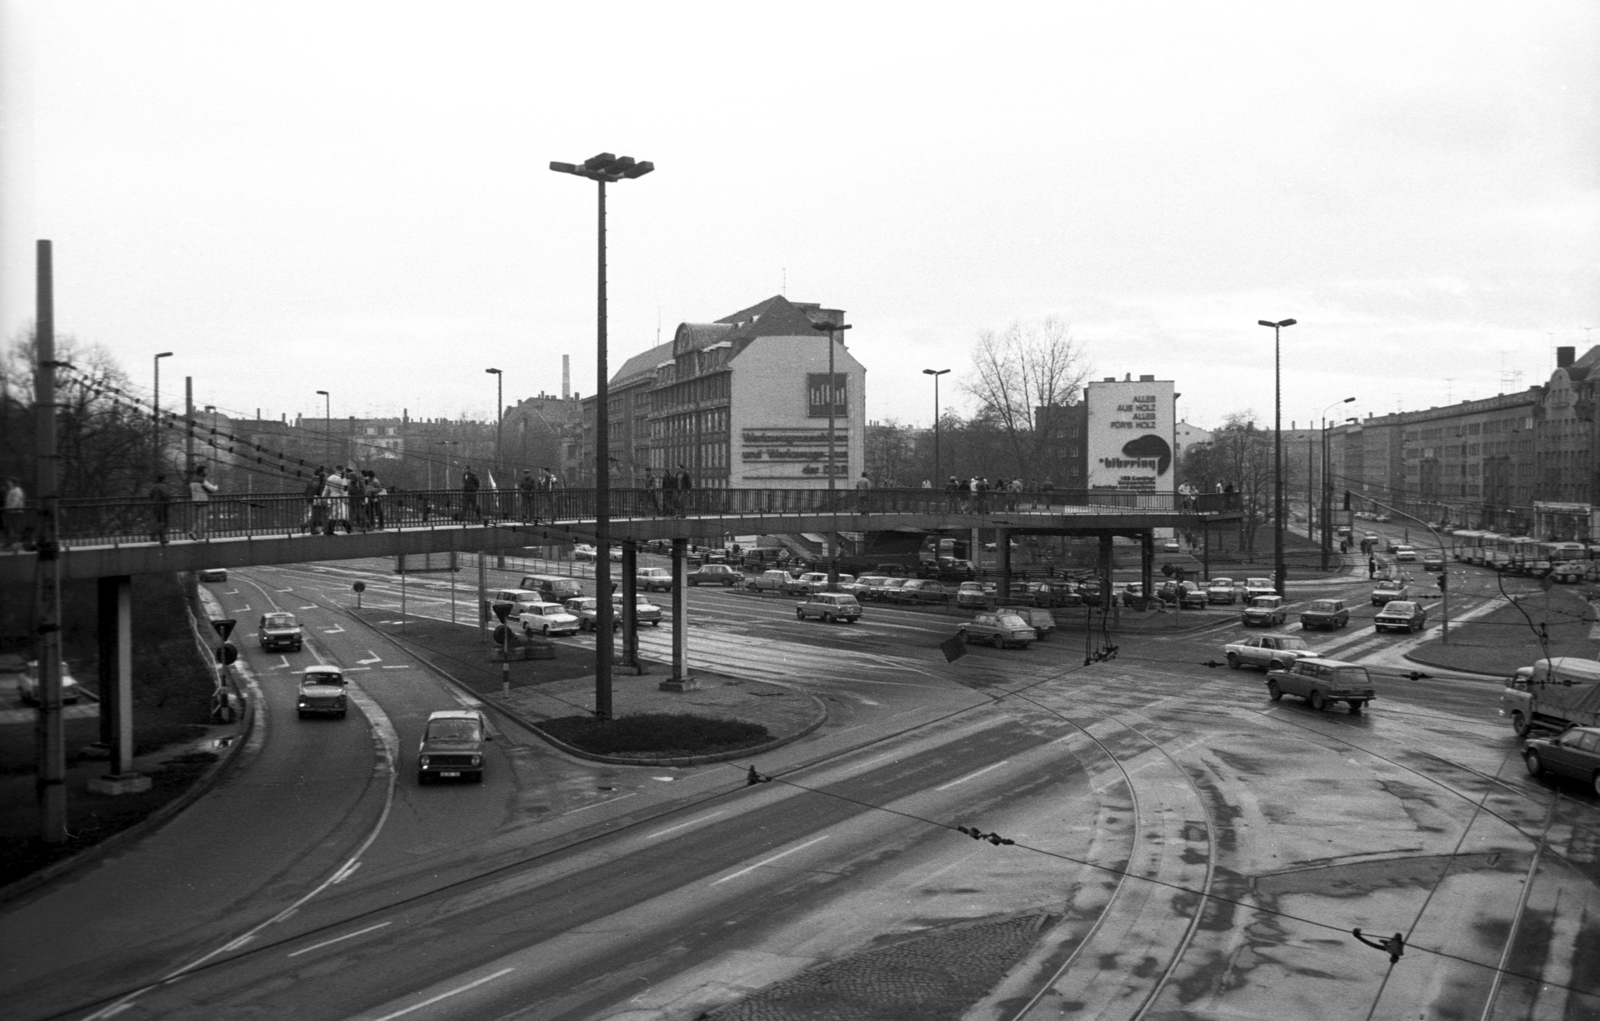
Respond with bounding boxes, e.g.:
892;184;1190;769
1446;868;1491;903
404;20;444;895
806;373;848;419
1086;379;1175;492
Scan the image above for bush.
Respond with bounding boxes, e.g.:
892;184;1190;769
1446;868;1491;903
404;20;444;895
539;713;770;756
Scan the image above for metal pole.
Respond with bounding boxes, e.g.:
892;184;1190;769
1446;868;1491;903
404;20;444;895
827;326;837;584
153;352;171;480
1274;326;1284;596
185;377;195;477
933;373;940;483
1321;420;1331;569
594;176;613;719
35;239;67;843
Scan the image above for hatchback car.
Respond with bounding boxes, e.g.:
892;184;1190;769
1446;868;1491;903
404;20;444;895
17;662;82;706
1241;595;1288;627
635;567;673;593
1523;726;1600;796
417;709;490;784
1299;599;1350;631
795;592;863;623
955;581;991;608
518;601;580;637
296;666;348;719
1374;600;1427;634
959;612;1036;649
687;563;741;587
1371;579;1409;606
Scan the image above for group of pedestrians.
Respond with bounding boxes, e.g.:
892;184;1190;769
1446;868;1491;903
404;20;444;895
644;465;694;517
939;475;1055;513
302;464;388;535
145;465;220;543
516;467;562;523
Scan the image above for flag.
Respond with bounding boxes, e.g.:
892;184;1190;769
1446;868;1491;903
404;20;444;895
486;469;498;490
940;633;967;663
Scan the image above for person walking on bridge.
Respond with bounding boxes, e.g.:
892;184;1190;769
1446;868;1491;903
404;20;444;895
187;464;218;539
149;474;171;544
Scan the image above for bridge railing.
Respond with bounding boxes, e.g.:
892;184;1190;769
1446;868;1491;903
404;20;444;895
1;487;1238;550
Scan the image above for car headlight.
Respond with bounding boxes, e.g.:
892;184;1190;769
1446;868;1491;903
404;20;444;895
419;755;430;767
468;755;481;766
297;699;307;708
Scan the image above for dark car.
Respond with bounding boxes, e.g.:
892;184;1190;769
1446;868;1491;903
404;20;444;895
891;579;951;605
1374;600;1427;634
1523;726;1600;797
1299;599;1350;631
1029;581;1082;608
417;709;490;784
198;568;228;583
1370;579;1408;606
259;612;304;652
687;563;741;587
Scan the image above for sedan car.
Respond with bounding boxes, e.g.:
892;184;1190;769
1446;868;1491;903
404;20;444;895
995;605;1054;639
1421;552;1444;572
296;665;348;719
1225;634;1317;671
1243;577;1277;600
259;611;304;651
891;579;951;605
957;612;1036;649
1161;538;1182;552
686;563;741;587
1029;581;1081;608
1394;545;1418;562
1241;594;1288;627
1374;600;1427;634
870;577;911;602
1523;726;1600;797
517;601;581;637
17;662;83;705
635;567;673;592
198;568;228;583
616;593;662;626
955;581;991;608
1370;579;1409;606
563;596;616;632
1205;578;1238;605
1299;599;1350;631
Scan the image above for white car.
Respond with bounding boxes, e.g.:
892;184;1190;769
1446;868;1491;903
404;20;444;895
635;567;673;592
17;662;83;705
1394;545;1417;562
517;601;580;637
573;543;621;562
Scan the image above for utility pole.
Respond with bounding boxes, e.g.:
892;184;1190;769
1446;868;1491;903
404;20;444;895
34;240;67;842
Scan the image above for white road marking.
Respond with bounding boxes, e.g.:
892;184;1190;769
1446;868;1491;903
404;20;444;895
647;810;728;840
357;651;382;664
711;836;830;885
381;664;411;670
322;625;346;634
287;922;391;958
563;792;639;815
935;760;1010;791
299;604;317;610
368;968;515;1021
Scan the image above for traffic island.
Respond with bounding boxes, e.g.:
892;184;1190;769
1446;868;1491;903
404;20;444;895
1406;587;1598;676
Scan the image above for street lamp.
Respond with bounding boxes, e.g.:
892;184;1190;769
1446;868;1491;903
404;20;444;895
315;390;331;467
1257;318;1296;595
485;368;503;481
922;368;949;485
550;151;653;721
1319;397;1356;568
813;322;853;586
152;351;172;478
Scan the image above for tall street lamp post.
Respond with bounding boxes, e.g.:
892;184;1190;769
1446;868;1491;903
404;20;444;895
152;351;172;479
922;368;949;485
485;368;503;482
1258;318;1296;595
315;390;331;467
550;152;653;721
1319;397;1356;568
813;322;852;586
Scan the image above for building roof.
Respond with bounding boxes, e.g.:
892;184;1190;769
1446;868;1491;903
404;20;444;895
610;340;676;388
1564;344;1600;383
713;294;837;342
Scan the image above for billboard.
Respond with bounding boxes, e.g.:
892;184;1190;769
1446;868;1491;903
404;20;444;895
1086;379;1175;492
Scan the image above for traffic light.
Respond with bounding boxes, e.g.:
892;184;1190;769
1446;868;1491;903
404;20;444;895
1437;571;1447;592
1343;490;1352;511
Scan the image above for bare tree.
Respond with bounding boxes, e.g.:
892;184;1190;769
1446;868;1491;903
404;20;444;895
962;316;1091;476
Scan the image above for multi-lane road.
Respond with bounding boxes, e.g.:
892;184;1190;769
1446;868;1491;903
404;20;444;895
2;548;1597;1021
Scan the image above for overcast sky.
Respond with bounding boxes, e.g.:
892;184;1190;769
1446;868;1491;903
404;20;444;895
3;2;1596;436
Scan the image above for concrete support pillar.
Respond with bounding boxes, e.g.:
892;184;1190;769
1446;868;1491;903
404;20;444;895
1098;535;1114;606
998;528;1011;602
89;575;148;795
660;537;697;691
621;542;639;671
1141;532;1154;603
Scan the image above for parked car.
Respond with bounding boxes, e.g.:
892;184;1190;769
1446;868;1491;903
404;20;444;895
17;661;82;705
870;577;911;602
840;574;887;598
1156;581;1206;609
1299;599;1350;631
519;574;585;604
490;589;546;618
1370;579;1408;606
518;601;581;637
198;568;228;583
1205;578;1237;605
563;596;616;632
1374;600;1427;634
958;612;1036;649
1522;726;1600;796
1241;594;1288;627
1265;657;1375;713
1421;552;1444;572
1225;634;1319;671
995;605;1055;639
891;579;951;605
955;581;991;608
1394;545;1418;562
1029;581;1082;608
635;567;673;593
259;611;304;651
1161;538;1182;552
783;571;837;596
296;665;348;719
417;709;490;784
687;563;741;587
795;592;863;623
617;592;663;626
573;543;617;561
748;569;792;594
1243;577;1277;600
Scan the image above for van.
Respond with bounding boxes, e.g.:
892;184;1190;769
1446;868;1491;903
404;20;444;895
518;574;584;604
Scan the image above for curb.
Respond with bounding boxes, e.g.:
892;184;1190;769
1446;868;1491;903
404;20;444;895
0;657;258;909
341;608;829;767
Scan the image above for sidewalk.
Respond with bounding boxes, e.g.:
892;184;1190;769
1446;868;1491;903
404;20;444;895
349;609;827;765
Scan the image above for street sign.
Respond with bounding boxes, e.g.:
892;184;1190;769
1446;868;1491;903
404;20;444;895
215;642;238;665
211;618;236;641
